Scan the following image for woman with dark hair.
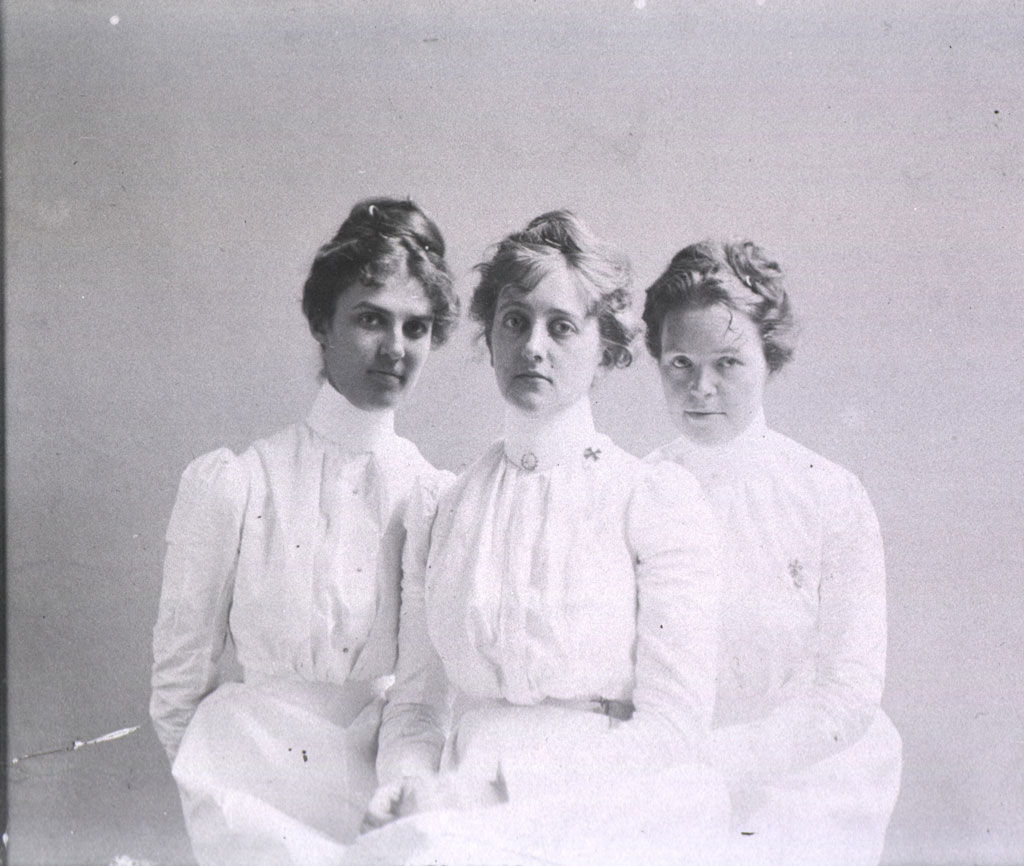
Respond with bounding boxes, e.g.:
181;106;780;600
643;240;902;865
354;212;728;865
150;197;459;866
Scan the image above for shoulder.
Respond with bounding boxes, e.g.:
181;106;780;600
591;437;710;524
176;446;251;500
620;450;718;559
764;430;879;526
768;429;865;489
168;447;253;540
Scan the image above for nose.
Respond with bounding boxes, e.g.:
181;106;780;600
689;366;717;397
379;325;405;361
522;322;547;362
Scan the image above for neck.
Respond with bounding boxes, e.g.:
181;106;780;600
308;380;396;451
503;396;595;441
502;396;598;472
677;407;768;456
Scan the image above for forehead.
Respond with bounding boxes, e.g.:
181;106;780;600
661;303;760;352
339;273;433;317
497;261;591;317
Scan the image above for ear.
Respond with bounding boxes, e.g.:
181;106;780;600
599;344;620;371
592;351;613;385
309;320;328;347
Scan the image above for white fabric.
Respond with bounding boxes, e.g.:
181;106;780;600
647;410;902;865
371;397;727;864
344;762;730;866
150;381;449;863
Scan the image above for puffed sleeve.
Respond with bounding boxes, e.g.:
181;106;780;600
705;470;888;785
149;448;249;762
485;463;723;797
375;472;456;785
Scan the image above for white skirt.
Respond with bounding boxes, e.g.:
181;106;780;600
344;763;729;866
345;703;730;866
726;709;903;866
172;678;381;866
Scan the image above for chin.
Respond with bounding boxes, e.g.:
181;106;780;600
501;386;543;414
357;389;402;411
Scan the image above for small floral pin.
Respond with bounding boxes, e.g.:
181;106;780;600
788;558;804;588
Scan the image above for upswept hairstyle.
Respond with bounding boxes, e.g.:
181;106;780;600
469;210;638;368
642;239;796;372
302;197;459;347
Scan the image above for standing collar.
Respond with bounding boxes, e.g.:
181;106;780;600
502;397;603;472
306;380;396;452
666;407;770;466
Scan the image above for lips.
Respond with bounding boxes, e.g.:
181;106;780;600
515;371;552;384
369;369;404;384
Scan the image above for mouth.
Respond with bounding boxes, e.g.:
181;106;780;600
684;410;723;419
515;371;553;384
369;369;404;384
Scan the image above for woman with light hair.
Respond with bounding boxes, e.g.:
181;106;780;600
354;211;728;865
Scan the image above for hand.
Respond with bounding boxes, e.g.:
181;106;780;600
361;768;509;832
360;775;455;832
361;778;413;832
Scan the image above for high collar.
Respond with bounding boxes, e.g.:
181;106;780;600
667;408;770;470
306;380;396;452
502;396;602;472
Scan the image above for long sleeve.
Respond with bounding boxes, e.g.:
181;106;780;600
706;471;887;785
375;476;454;785
487;464;723;798
150;449;248;761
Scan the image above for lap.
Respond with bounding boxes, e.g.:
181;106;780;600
174;679;382;865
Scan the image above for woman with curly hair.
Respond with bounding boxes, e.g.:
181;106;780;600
356;212;728;865
643;240;902;865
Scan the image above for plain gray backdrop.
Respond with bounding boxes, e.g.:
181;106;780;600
5;2;1023;864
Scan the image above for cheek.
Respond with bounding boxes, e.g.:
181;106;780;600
660;368;686;394
491;337;515;371
408;341;431;367
731;374;765;408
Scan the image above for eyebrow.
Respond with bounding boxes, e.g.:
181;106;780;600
352;301;433;320
665;344;741;355
495;298;584;321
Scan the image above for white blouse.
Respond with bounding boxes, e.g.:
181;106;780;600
377;398;723;795
647;411;889;786
150;382;448;760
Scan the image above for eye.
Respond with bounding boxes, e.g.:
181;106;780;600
717;356;741;370
669;355;692;370
500;312;526;332
404;319;432;340
356;311;385;328
549;318;577;338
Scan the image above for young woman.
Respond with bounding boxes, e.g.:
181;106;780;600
149;198;459;866
643;240;902;866
355;212;727;865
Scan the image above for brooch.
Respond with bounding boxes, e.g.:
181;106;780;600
583;447;602;462
520;452;538;471
788;558;804;588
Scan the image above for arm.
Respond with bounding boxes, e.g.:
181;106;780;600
706;471;887;785
149;449;247;762
374;477;454;787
